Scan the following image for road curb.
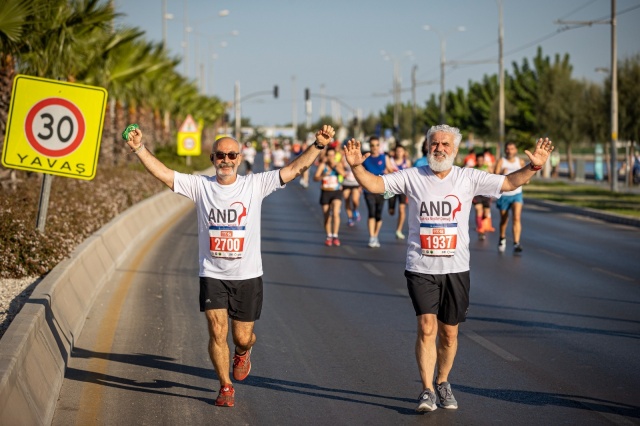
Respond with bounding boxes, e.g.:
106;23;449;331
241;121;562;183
526;198;640;228
0;189;192;425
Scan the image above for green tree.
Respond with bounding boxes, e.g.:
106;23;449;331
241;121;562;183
615;54;640;143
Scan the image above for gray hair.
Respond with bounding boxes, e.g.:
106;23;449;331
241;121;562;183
426;125;462;148
212;136;242;153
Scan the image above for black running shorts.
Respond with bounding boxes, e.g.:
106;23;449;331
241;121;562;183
199;276;263;322
404;270;470;325
319;189;343;205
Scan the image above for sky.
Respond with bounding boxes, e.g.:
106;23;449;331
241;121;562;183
114;0;640;127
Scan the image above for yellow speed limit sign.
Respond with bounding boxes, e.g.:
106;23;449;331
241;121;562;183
1;75;108;180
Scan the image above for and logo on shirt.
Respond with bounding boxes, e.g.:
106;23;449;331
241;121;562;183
419;194;461;256
208;201;247;258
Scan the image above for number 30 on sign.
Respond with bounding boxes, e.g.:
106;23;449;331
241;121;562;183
1;75;108;180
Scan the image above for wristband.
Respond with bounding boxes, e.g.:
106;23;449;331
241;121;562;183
131;144;145;154
529;163;542;171
313;140;325;150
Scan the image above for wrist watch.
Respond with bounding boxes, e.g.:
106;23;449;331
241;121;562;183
313;140;325;150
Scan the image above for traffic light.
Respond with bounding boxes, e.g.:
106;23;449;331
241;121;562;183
273;85;278;98
305;88;310;101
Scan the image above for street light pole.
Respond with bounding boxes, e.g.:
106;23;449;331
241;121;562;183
498;0;505;149
439;36;446;124
234;80;241;140
610;0;618;192
423;25;465;124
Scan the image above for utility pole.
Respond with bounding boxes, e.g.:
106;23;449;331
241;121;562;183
234;80;240;140
610;0;618;192
183;0;189;76
498;0;505;151
162;0;168;47
393;59;400;135
439;37;446;124
555;0;618;191
411;65;417;144
292;75;297;138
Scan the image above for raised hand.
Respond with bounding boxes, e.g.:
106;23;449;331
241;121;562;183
344;138;369;167
125;127;143;151
525;137;554;167
315;125;335;146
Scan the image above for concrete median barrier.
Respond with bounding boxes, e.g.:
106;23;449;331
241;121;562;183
0;189;192;425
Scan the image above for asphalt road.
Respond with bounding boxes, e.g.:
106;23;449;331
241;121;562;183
52;171;640;426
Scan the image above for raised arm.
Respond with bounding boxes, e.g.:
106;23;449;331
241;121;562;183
501;138;553;192
343;138;385;194
125;127;175;189
279;125;335;184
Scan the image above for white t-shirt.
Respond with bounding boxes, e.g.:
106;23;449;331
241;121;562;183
499;156;523;196
242;146;257;164
272;148;287;168
383;166;505;274
173;170;284;280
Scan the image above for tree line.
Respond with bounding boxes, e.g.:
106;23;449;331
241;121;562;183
1;1;638;175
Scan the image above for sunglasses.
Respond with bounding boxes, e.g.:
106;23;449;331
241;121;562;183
212;151;239;160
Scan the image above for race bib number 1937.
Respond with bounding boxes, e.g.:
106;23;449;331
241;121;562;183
420;222;458;256
209;226;245;258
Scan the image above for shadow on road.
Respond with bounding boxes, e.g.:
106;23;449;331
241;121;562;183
456;384;640;419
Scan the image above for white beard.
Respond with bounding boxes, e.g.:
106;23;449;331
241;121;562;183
428;152;455;172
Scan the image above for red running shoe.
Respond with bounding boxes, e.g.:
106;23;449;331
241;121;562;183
325;237;333;246
233;348;252;381
215;384;235;407
332;237;341;246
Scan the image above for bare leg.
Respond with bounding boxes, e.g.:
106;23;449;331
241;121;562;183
322;204;331;236
416;314;438;391
231;319;256;354
205;309;231;386
368;217;376;238
373;219;383;238
512;202;523;244
331;199;342;235
435;322;459;384
499;209;509;240
397;202;406;234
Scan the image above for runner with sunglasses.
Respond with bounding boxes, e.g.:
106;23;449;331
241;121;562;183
124;124;336;408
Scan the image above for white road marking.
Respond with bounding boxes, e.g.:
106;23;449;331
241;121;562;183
395;288;409;296
592;267;634;282
362;262;384;277
342;245;356;255
538;249;565;259
462;330;520;362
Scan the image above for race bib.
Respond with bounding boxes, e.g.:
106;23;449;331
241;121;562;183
209;226;245;258
321;175;340;191
420;223;458;256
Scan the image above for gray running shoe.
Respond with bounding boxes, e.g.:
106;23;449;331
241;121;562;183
514;243;523;253
436;382;458;409
416;389;437;412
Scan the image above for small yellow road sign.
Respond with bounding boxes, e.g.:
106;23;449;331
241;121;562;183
177;115;201;156
1;75;108;180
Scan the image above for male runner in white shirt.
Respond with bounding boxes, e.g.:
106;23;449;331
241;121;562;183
344;124;553;413
125;124;335;407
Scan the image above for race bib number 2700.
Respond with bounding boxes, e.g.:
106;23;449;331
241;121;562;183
209;226;245;258
420;223;458;256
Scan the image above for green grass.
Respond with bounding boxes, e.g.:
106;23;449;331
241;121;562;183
526;180;640;218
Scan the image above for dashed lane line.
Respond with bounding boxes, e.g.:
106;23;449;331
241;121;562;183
591;267;634;282
362;262;384;277
462;330;520;362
